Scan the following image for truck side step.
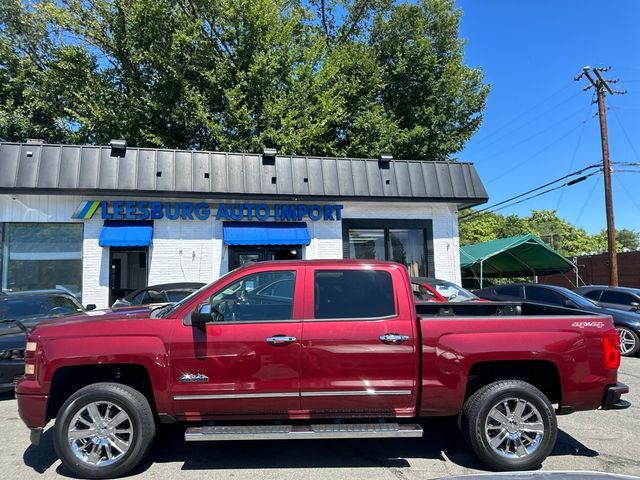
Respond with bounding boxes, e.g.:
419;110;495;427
185;423;423;441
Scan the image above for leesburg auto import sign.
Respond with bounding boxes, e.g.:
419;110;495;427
73;200;344;222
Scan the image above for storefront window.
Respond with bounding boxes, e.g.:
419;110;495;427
2;223;83;299
347;229;385;260
344;221;431;277
388;229;427;277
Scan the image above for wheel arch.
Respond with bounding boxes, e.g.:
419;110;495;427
465;360;562;406
47;363;157;421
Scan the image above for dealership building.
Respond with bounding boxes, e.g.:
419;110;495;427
0;141;488;308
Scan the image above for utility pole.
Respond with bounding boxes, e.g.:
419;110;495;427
576;66;625;286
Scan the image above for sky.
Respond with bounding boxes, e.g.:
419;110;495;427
455;0;640;233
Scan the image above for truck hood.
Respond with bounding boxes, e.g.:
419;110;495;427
31;304;159;333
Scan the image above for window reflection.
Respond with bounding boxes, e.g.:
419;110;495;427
347;226;427;276
2;223;83;299
348;229;385;260
388;229;426;277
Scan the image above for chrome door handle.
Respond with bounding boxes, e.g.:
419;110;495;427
379;333;410;344
266;335;297;345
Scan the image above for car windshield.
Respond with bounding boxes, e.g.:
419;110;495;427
432;281;478;302
0;294;83;321
153;274;238;318
560;287;598;308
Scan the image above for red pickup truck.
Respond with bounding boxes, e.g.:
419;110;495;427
16;260;629;478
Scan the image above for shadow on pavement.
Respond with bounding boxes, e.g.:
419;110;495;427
133;417;486;474
552;429;599;458
21;417;599;478
23;428;58;474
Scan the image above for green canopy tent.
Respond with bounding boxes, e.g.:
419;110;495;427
460;234;575;288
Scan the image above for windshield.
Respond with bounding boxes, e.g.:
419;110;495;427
154;271;238;318
559;287;598;308
0;294;83;321
432;281;478;302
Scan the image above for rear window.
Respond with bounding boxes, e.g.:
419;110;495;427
314;270;395;319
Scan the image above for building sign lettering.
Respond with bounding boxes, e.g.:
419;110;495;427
73;200;343;222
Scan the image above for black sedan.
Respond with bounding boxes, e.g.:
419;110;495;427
574;285;640;313
475;283;640;356
111;282;206;308
0;290;87;392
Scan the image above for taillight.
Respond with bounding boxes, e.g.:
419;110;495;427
603;331;621;369
23;337;37;378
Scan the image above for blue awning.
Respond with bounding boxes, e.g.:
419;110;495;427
223;222;311;246
99;221;153;247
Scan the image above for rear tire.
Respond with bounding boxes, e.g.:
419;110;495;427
617;327;640;356
461;380;557;471
53;382;156;479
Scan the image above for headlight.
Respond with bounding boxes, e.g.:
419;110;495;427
0;349;24;360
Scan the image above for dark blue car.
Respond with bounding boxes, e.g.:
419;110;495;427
475;283;640;357
0;290;87;392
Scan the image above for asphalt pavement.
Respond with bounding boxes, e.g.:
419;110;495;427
1;357;639;479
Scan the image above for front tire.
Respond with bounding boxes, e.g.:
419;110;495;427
461;380;557;471
53;382;156;479
617;327;640;356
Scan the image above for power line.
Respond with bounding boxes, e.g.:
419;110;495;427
464;89;581;153
470;104;588;162
555;98;596;209
574;176;600;225
464;82;575;148
461;170;601;221
460;165;601;221
486;119;590;185
609;104;640;162
615;175;640;212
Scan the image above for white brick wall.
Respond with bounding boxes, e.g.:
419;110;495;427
0;194;462;308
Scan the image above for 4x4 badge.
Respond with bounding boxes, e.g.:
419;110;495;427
179;373;209;383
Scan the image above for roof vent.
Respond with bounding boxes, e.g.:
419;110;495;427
109;139;127;151
262;147;277;166
378;152;392;170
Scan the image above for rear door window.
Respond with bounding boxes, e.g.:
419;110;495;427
600;291;638;306
525;286;566;305
314;270;395;319
582;290;602;301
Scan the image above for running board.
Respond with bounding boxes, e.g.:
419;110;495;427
185;423;423;441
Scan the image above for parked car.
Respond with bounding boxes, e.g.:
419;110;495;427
17;260;629;478
0;290;89;392
476;283;640;356
111;282;205;308
411;277;483;302
574;285;640;313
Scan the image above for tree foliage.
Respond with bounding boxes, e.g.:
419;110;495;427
0;0;488;158
459;209;640;257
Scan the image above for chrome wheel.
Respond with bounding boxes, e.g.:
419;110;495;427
484;397;544;459
618;328;638;355
67;401;133;466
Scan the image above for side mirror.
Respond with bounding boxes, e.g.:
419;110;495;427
564;300;577;309
85;304;97;311
191;303;213;326
631;302;640;310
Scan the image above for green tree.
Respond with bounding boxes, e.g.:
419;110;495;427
593;228;640;253
0;0;488;159
459;209;601;257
